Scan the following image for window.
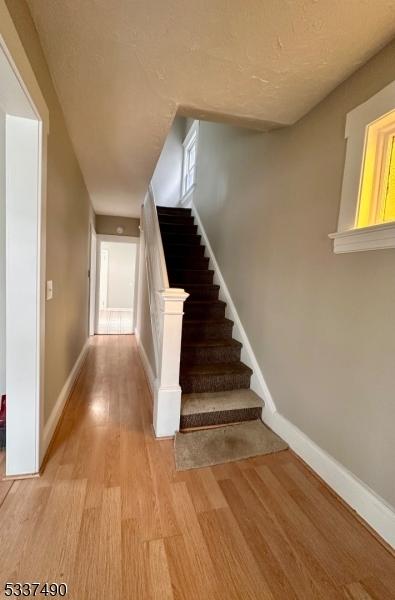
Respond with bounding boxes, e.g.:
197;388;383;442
357;110;395;228
182;121;199;198
329;80;395;253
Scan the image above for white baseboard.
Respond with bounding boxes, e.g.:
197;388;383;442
42;338;89;458
191;202;275;412
135;330;155;393
190;200;395;550
264;410;395;549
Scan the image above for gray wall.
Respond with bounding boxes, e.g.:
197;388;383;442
193;40;395;508
151;117;185;207
0;107;5;396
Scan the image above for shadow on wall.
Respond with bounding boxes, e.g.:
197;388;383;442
151;116;186;207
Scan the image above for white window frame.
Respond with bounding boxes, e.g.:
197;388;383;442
181;120;199;203
329;80;395;253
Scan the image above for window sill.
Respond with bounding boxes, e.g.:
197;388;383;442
328;222;395;253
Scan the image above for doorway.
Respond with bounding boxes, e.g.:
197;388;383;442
95;236;139;335
0;15;49;477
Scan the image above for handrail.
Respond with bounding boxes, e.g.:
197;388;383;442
140;186;189;437
148;184;169;289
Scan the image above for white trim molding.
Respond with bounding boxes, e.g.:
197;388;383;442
180;184;196;208
42;339;89;458
0;3;49;134
329;221;395;253
94;234;140;335
330;79;395;253
181;120;199;199
264;410;395;549
0;6;50;476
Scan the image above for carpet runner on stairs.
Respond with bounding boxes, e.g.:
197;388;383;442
157;205;264;430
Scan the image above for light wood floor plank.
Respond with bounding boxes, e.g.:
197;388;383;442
0;335;393;599
219;477;299;599
198;507;273;600
147;538;174;600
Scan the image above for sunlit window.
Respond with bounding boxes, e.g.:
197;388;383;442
357;109;395;227
182;121;199;197
383;136;395;222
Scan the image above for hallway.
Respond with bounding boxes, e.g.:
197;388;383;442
0;335;394;599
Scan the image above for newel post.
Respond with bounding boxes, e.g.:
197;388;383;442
153;287;189;437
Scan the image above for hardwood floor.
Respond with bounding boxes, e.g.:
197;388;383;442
0;335;394;599
97;308;134;334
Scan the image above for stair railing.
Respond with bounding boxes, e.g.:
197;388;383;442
140;185;189;437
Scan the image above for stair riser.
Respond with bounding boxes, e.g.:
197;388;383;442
166;256;209;270
184;303;225;319
183;287;220;301
180;371;252;394
163;244;205;257
158;216;195;226
181;344;241;364
182;321;233;341
160;224;198;235
180;407;261;430
162;233;201;246
169;269;214;284
157;207;191;216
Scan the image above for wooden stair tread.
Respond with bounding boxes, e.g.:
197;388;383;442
181;389;263;415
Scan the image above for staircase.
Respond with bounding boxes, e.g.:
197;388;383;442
157;205;263;430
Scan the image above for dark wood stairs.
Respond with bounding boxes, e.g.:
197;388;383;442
157;206;263;430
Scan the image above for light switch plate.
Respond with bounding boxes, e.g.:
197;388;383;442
46;280;53;301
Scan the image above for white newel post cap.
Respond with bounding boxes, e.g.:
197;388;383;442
158;288;189;313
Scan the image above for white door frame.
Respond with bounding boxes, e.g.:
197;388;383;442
99;248;109;309
94;235;140;334
88;225;97;336
0;2;50;477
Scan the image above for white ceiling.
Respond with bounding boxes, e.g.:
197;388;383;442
27;0;395;217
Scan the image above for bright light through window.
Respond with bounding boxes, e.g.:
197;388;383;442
357;109;395;227
182;122;199;197
383;136;395;222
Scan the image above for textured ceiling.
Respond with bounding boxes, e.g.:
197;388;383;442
26;0;395;217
